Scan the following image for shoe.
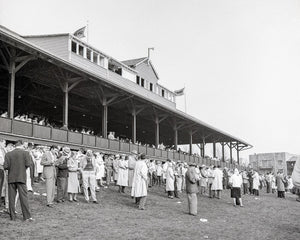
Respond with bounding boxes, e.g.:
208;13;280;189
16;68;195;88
240;205;244;207
73;199;78;202
57;200;63;203
69;199;73;202
47;204;54;208
93;201;99;204
61;199;65;202
25;218;35;222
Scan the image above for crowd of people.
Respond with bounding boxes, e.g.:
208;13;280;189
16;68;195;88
0;138;299;221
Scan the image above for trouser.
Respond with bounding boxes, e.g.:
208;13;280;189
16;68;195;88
187;193;197;215
0;169;4;200
106;168;112;186
57;177;68;201
176;177;182;192
214;190;221;199
208;183;213;197
8;183;31;220
136;196;147;209
45;176;56;205
26;168;33;192
82;171;97;201
266;182;271;193
243;183;248;194
278;191;285;198
253;189;259;196
119;186;125;193
156;176;161;186
182;177;186;190
167;191;174;197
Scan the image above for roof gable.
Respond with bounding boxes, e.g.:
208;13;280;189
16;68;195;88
122;57;159;80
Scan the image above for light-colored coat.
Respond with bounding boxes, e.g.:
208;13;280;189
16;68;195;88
117;159;128;186
211;168;223;190
252;172;260;190
166;166;175;191
41;151;57;179
131;160;148;197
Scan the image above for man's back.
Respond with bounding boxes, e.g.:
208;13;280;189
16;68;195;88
4;148;30;184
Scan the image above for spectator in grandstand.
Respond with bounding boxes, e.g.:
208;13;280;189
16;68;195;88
67;151;79;202
56;147;70;203
0;111;8;118
41;145;59;207
131;153;148;210
211;166;223;199
4;140;33;221
117;154;128;193
80;150;98;204
185;163;199;216
128;150;137;188
108;131;115;140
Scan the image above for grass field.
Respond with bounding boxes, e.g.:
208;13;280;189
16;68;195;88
0;182;299;240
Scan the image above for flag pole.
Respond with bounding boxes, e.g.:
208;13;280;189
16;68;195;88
184;83;187;113
86;20;89;43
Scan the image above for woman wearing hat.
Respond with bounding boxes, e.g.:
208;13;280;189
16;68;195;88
117;154;128;193
56;147;70;203
67;151;79;202
166;161;175;199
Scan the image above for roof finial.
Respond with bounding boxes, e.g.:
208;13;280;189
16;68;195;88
148;47;154;64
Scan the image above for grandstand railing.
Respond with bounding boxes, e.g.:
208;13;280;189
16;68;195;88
0;117;239;169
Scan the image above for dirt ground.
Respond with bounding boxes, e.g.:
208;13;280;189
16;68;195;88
0;182;299;240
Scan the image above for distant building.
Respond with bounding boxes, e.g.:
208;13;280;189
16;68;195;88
249;152;300;175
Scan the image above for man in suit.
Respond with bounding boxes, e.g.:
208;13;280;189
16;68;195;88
41;145;59;207
185;163;199;216
0;138;6;207
3;140;33;221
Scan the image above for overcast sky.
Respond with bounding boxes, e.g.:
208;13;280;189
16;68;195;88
1;0;300;159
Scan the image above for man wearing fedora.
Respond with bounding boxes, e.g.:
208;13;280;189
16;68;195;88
128;150;138;187
56;147;70;203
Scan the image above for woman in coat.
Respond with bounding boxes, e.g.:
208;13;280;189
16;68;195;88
276;171;286;198
252;171;260;196
166;161;175;199
95;152;105;190
117;154;128;193
67;151;79;202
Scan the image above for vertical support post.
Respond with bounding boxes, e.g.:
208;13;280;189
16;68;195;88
132;108;136;144
222;142;225;162
62;81;69;129
213;142;216;158
189;131;193;155
8;48;16;119
155;116;159;148
229;142;233;164
102;98;108;138
202;139;206;158
237;143;240;165
173;128;178;151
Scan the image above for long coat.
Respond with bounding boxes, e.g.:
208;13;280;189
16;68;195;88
95;156;105;179
41;151;57;179
211;168;223;190
117;159;128;187
131;160;148;197
166;166;175;191
276;175;286;192
127;155;136;187
185;167;199;194
292;158;300;188
252;172;260;190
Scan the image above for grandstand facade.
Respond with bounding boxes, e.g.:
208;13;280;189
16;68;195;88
0;25;252;167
